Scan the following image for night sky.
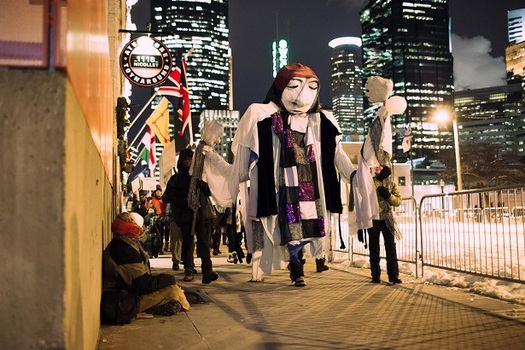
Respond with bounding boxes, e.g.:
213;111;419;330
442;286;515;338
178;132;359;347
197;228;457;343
228;0;524;113
129;0;524;115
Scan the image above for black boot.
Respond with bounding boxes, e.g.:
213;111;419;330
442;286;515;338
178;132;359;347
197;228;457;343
316;257;329;272
289;261;306;287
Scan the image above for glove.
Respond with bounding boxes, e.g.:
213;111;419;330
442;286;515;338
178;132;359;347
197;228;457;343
376;166;391;181
378;186;391;200
357;229;366;243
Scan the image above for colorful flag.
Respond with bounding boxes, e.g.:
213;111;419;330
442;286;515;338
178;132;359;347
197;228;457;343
139;127;156;177
146;97;171;146
157;57;192;143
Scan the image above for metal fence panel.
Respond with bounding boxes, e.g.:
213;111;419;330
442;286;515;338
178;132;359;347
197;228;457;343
329;186;525;284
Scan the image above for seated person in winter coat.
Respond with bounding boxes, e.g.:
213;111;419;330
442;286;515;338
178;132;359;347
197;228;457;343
104;212;190;316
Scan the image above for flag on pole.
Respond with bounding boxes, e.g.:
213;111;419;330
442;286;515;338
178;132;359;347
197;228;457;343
139;127;156;177
146;97;171;146
157;57;192;143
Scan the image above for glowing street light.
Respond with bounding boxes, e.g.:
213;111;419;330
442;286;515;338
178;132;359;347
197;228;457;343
435;109;463;191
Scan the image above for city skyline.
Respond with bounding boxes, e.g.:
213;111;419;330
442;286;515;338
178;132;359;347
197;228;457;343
229;0;524;113
129;0;524;114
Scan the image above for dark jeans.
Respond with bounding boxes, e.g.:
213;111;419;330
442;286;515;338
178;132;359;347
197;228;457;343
368;219;399;280
181;219;213;274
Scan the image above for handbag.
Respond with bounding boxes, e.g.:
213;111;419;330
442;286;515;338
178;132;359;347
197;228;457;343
100;289;139;325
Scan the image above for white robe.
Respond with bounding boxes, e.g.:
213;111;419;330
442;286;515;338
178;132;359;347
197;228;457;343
229;102;355;281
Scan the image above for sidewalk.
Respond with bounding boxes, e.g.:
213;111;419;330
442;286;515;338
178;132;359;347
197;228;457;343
98;251;525;350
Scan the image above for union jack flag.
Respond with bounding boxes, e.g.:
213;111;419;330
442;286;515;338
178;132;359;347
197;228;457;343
157;57;192;143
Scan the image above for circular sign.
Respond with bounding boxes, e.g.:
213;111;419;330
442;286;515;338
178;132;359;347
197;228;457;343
119;36;173;87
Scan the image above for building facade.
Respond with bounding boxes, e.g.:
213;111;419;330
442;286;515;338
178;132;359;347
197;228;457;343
360;0;454;162
273;39;289;77
506;8;525;84
329;37;364;141
508;8;525;44
454;84;525;157
151;0;230;115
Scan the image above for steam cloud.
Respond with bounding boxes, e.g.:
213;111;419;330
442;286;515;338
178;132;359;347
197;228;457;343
451;33;507;90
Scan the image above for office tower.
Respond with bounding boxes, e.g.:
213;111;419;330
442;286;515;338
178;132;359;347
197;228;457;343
507;8;525;84
506;41;525;83
272;39;289;77
151;0;229;120
360;0;454;161
455;84;525;157
508;8;525;44
328;37;363;141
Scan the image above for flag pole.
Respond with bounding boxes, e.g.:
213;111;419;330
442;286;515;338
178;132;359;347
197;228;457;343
183;48;194;145
128;92;159;148
129;91;158;128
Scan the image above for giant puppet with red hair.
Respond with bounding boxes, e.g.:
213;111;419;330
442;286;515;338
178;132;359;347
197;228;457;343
204;63;356;286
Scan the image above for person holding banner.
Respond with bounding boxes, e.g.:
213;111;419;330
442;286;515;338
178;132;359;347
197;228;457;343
163;148;219;284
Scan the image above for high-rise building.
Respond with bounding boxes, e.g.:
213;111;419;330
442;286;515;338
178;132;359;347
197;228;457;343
329;37;363;141
272;39;289;77
506;41;525;83
508;8;525;44
506;8;525;84
455;84;525;157
151;0;229;117
360;0;454;161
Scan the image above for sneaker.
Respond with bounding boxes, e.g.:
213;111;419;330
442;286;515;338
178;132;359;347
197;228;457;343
144;301;182;316
389;278;402;284
294;277;307;287
172;263;180;271
202;271;219;284
371;276;381;283
183;269;194;282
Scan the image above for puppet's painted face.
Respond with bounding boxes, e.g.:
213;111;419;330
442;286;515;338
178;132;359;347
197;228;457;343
281;77;319;115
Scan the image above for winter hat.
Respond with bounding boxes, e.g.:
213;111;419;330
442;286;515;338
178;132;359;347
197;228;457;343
111;212;144;238
177;148;194;171
274;63;319;91
264;63;321;112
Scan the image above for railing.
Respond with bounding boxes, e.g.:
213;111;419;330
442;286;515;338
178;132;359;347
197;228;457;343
329;185;525;283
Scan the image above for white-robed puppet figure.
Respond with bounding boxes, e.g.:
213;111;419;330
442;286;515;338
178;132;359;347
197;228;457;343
350;76;407;283
222;63;355;286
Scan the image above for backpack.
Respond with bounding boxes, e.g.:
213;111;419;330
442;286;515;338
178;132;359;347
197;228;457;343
100;242;139;325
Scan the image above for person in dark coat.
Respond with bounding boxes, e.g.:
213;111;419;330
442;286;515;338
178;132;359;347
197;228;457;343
104;211;190;315
163;148;219;284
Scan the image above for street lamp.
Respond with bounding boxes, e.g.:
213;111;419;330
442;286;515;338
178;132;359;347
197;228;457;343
435;109;463;191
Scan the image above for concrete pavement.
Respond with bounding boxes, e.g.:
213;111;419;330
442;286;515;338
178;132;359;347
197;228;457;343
98;252;525;350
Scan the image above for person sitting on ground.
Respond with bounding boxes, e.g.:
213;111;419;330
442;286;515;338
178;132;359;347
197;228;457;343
104;212;190;316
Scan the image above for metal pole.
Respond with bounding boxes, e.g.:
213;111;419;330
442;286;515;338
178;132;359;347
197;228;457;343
452;118;463;191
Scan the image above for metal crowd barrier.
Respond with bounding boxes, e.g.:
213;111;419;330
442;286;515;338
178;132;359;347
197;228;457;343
329;185;525;283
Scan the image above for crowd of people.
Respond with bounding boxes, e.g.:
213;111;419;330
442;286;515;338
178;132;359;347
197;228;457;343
102;64;404;323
